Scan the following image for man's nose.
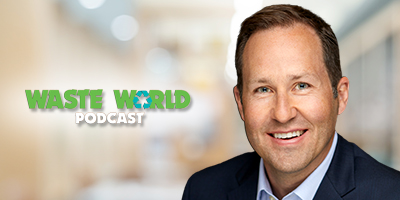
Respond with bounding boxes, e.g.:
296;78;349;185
271;93;296;123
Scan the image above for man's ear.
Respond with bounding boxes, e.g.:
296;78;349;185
234;86;245;121
337;77;349;115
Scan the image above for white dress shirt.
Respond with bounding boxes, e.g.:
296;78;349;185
257;132;338;200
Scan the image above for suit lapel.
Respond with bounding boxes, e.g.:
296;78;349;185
313;175;344;199
228;152;259;200
314;134;356;199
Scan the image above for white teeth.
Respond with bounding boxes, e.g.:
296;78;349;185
272;130;305;139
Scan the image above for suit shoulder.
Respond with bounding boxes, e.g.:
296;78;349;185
190;152;259;182
182;152;259;200
351;142;400;186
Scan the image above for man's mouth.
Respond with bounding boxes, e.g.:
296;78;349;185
269;130;306;139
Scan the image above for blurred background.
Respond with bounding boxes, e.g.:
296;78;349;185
1;0;400;199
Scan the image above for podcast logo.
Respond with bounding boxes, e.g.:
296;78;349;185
25;89;190;125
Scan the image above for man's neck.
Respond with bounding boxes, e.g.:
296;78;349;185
264;136;334;200
266;167;311;199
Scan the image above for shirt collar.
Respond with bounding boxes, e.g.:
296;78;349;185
257;132;338;200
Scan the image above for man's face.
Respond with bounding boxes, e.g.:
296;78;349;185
234;24;347;175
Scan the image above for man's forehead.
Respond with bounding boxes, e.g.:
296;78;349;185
241;23;326;84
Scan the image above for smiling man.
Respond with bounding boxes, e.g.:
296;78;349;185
182;4;400;200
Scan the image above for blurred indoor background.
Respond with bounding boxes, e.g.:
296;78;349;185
1;0;400;199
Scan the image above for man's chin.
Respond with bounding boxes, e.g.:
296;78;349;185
264;156;311;175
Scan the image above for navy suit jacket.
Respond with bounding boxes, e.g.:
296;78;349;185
182;134;400;199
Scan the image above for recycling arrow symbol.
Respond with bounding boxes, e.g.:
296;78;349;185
132;90;152;109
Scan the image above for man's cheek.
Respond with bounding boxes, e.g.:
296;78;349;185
245;107;266;128
298;97;330;118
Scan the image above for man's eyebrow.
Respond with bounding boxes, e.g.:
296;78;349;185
289;74;304;80
289;73;313;80
250;78;271;84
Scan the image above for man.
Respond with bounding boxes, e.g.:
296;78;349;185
182;4;400;200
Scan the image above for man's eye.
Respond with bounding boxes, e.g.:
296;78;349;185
295;83;309;90
257;87;271;93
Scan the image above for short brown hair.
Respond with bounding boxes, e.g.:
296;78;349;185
235;4;342;99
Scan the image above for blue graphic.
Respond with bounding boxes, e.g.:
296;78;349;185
133;90;152;109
